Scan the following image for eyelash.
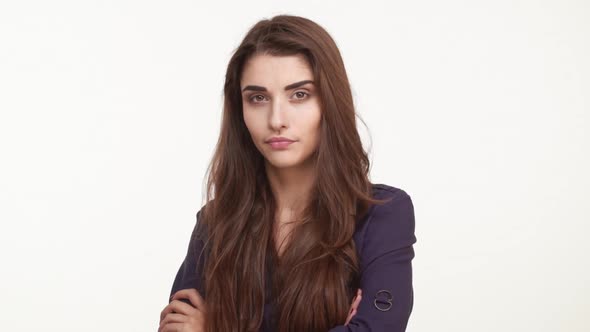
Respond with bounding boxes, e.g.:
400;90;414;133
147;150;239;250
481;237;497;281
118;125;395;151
248;91;310;104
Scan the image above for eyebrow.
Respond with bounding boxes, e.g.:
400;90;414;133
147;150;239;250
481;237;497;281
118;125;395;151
241;80;314;93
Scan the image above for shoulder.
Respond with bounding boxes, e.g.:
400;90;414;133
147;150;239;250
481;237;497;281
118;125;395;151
369;183;415;236
358;183;417;270
371;183;409;199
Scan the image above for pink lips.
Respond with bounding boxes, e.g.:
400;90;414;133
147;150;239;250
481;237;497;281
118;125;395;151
265;136;295;150
268;141;294;149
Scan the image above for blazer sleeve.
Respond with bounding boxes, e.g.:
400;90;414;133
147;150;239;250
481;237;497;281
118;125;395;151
168;209;207;304
328;190;417;332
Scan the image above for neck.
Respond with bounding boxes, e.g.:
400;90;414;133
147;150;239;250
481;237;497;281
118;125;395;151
265;158;315;214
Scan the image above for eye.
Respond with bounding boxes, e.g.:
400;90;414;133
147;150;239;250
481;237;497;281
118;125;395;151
293;91;310;100
247;91;310;104
248;94;267;104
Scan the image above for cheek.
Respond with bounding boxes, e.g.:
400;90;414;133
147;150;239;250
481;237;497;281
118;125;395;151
242;112;260;137
299;112;321;149
243;116;269;153
307;109;322;138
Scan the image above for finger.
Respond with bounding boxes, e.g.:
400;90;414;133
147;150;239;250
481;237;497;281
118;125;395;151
350;288;362;304
172;288;207;313
160;322;182;332
345;308;357;325
160;313;186;328
352;291;362;309
173;288;206;311
160;300;198;322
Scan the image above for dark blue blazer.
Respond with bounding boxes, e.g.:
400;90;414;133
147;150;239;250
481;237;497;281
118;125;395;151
169;183;417;331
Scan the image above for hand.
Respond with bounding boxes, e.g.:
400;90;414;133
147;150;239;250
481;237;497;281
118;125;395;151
159;288;208;332
345;288;362;325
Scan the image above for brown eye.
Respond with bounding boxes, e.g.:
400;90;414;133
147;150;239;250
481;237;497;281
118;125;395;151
249;95;266;103
293;91;309;100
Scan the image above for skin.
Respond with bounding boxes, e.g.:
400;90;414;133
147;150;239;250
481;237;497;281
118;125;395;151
241;52;362;325
346;288;363;325
240;53;321;256
160;288;361;330
159;288;207;332
159;53;362;331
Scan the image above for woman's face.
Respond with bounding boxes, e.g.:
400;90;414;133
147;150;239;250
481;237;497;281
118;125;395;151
241;53;321;170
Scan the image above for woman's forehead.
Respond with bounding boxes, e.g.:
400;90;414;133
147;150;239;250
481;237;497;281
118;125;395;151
241;54;312;85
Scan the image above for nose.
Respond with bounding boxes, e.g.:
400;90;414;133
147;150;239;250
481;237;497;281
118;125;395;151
269;96;289;131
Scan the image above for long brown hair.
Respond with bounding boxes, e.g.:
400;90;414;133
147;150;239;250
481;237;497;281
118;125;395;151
197;14;389;331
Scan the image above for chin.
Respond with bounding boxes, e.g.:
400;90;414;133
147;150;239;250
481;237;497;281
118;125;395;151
264;156;302;169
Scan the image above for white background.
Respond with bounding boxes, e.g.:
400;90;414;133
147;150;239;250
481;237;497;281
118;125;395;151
1;1;588;331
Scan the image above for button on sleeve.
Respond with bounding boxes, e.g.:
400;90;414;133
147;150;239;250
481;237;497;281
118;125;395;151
328;191;417;331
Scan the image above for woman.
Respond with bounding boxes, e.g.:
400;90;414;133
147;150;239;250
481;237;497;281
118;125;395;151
159;14;417;332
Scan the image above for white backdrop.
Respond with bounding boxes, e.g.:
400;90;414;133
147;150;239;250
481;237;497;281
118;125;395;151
0;1;588;331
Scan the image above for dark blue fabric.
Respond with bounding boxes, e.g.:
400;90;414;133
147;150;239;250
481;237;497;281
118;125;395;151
168;183;417;331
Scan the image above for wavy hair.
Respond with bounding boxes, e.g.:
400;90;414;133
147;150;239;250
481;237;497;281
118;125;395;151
197;14;389;331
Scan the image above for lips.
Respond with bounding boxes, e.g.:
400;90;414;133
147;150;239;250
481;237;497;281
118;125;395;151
266;137;295;143
267;141;294;149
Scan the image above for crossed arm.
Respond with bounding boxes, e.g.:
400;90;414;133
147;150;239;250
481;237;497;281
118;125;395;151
167;191;417;332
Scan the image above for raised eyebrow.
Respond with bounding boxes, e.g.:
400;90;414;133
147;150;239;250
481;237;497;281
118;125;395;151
241;80;314;93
